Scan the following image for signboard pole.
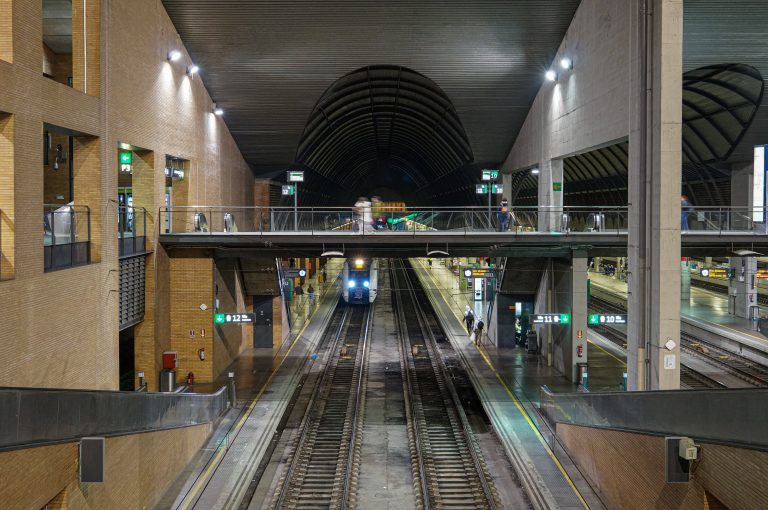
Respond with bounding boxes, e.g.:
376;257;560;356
294;182;298;231
488;180;492;228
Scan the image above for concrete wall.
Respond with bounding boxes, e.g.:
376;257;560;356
501;0;632;175
557;424;768;510
0;0;254;390
0;424;211;510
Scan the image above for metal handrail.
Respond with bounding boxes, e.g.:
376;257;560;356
0;385;228;450
540;386;768;451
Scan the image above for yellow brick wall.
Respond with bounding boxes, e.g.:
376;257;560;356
0;0;254;390
557;424;768;510
0;424;211;510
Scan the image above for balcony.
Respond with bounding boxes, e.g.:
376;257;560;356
43;204;90;272
118;206;147;257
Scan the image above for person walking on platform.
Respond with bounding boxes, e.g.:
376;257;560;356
464;305;475;334
474;317;485;346
308;284;315;304
681;194;691;231
498;197;510;232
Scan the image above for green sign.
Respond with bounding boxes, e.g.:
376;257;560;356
589;314;627;325
476;183;503;194
119;151;132;165
282;185;295;196
214;313;255;324
287;170;305;182
481;169;499;181
532;314;570;324
553;182;562;192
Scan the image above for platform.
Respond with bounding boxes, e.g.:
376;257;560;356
411;258;603;509
162;266;344;510
588;271;768;360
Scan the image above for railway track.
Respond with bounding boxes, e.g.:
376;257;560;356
682;334;768;387
270;304;371;509
391;259;499;509
589;296;727;389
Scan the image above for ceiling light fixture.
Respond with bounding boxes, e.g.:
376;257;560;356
545;70;557;82
560;57;573;70
531;168;540;175
167;50;182;62
187;64;199;76
213;103;224;116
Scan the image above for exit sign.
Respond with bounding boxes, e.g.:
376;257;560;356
553;182;562;192
119;151;132;174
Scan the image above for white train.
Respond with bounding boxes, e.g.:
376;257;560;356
342;258;378;304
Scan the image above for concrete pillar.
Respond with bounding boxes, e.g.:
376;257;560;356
704;257;712;266
627;0;683;391
731;162;754;228
680;259;690;301
729;257;758;319
593;257;602;274
570;255;589;383
538;159;563;232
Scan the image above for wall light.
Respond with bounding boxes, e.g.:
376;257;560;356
187;65;199;77
167;50;182;62
545;70;557;82
213;103;224;116
531;168;540;175
560;57;573;70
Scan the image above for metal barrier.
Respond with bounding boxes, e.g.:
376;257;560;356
0;385;228;450
118;205;147;256
540;386;768;450
43;204;91;271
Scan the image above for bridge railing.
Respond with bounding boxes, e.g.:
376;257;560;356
158;206;768;235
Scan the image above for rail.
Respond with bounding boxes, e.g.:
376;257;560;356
540;386;768;450
0;385;228;450
118;205;147;256
43;204;90;271
159;205;768;236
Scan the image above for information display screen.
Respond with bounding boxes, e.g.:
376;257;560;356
589;314;627;325
214;313;255;324
532;314;570;324
464;268;495;279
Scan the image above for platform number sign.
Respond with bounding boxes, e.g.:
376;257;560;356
214;313;255;324
119;151;132;174
481;169;499;181
589;314;627;325
532;314;570;324
282;185;295;196
287;170;305;182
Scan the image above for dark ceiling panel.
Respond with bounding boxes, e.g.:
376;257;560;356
161;0;581;201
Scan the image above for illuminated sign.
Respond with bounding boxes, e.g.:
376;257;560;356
119;151;132;174
164;167;185;179
282;185;295;196
475;184;503;194
553;182;562;192
214;313;254;324
756;269;768;279
284;268;307;278
532;314;570;324
700;267;729;279
589;314;627;325
481;169;499;181
287;170;305;182
464;268;495;279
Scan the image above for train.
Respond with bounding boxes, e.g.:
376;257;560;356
342;258;379;304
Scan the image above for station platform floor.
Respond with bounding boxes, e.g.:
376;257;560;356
411;259;603;509
588;271;768;354
160;261;345;509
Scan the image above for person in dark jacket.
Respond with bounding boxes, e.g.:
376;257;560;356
474;318;485;345
498;198;510;232
463;305;475;334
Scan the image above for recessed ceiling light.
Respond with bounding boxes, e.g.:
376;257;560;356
187;64;199;76
560;57;572;70
545;70;557;82
167;50;182;62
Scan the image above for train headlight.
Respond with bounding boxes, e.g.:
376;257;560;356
348;280;356;288
363;280;369;288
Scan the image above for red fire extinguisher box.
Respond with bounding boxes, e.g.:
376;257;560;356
162;351;178;370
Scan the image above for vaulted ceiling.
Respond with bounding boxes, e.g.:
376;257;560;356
162;0;582;204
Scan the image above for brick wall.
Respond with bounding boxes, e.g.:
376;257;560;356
0;0;254;393
0;424;211;510
557;424;768;509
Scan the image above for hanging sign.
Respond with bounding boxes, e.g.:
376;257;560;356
532;314;571;324
214;313;255;324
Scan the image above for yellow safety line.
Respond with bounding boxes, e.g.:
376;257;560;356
178;311;316;510
417;260;590;509
586;338;627;366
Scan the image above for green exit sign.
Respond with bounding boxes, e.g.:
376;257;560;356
553;182;562;192
215;313;255;324
119;151;132;165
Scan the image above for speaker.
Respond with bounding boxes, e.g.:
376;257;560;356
80;437;105;483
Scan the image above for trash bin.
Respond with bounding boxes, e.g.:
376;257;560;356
526;330;538;354
159;369;176;392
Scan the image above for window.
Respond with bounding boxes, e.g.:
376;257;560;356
42;0;73;86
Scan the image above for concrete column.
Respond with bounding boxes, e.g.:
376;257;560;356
538;159;563;232
729;257;758;319
627;0;683;391
570;255;589;383
731;162;754;228
704;257;712;266
593;257;602;274
680;259;690;301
